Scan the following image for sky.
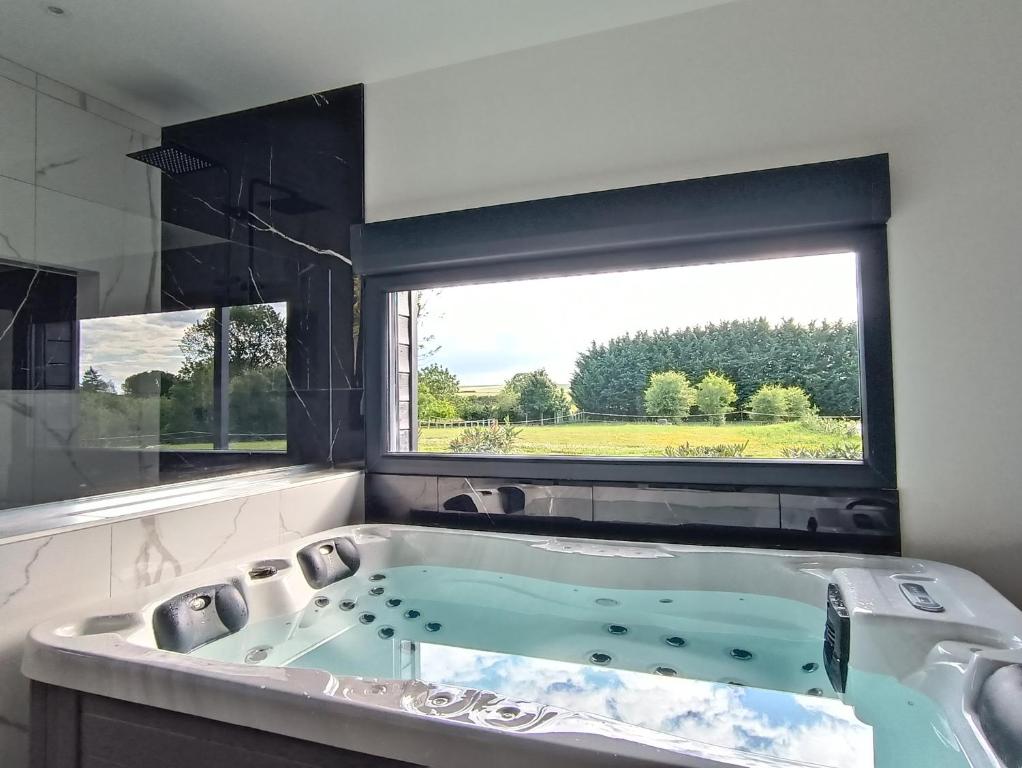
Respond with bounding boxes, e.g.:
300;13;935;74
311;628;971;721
79;302;286;392
418;252;859;385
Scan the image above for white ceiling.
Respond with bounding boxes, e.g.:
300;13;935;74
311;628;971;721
0;0;734;126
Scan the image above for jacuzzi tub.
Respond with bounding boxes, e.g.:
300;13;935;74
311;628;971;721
23;524;1022;768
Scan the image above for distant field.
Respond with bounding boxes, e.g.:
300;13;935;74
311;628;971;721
160;440;287;451
418;421;858;458
458;384;505;396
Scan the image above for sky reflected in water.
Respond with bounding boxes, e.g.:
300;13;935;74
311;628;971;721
413;643;873;768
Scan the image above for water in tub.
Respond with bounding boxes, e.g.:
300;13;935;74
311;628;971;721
193;565;968;768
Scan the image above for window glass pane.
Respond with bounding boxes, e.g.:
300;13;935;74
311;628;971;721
397;252;863;461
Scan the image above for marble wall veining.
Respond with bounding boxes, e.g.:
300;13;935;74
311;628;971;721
0;56;164;510
0;469;364;768
0;526;110;765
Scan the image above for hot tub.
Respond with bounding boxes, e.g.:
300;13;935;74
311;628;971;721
23;524;1022;768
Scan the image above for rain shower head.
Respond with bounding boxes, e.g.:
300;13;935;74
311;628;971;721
127;143;216;176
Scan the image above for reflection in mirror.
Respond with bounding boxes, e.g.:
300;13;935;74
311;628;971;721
79;302;287;452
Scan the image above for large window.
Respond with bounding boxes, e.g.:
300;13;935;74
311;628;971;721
358;155;895;490
400;253;861;462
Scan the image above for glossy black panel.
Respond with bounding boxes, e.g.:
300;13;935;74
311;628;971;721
366;473;900;555
779;490;899;537
0;265;77;391
437;477;593;520
365;473;439;518
594;486;778;528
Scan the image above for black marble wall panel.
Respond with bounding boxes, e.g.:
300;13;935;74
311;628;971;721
160;84;365;469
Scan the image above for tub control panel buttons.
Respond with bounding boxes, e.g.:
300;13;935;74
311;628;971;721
899;582;945;613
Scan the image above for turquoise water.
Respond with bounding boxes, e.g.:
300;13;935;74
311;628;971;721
195;565;970;768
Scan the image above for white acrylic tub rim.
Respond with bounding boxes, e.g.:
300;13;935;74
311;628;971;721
23;524;1022;768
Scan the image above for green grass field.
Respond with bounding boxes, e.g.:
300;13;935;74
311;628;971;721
418;421;859;458
158;424;857;458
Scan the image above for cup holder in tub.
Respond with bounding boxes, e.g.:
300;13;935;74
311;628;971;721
246;559;291;581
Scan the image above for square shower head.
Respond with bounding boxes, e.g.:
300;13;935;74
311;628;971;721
127;144;216;176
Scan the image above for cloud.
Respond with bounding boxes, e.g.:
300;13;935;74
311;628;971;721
79;309;206;389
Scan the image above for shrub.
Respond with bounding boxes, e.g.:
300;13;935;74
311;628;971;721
747;384;814;422
643;371;696;419
799;412;860;437
695;372;737;425
458;394;498;421
418;388;458;420
448;419;522;454
781;441;863;460
664;441;749;458
747;385;790;422
783;386;813;419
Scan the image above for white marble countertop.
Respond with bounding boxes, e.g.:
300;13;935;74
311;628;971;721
0;464;363;545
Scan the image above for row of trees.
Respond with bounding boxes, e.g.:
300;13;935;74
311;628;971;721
418;318;857;427
570;318;860;417
643;371;814;424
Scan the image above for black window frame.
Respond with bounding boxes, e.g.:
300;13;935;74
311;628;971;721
357;156;896;491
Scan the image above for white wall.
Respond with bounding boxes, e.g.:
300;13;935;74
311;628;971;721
0;55;162;319
365;0;1022;603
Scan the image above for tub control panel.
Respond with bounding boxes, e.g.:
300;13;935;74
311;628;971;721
824;583;850;693
899;582;945;613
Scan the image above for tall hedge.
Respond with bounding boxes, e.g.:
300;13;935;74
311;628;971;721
569;319;860;417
